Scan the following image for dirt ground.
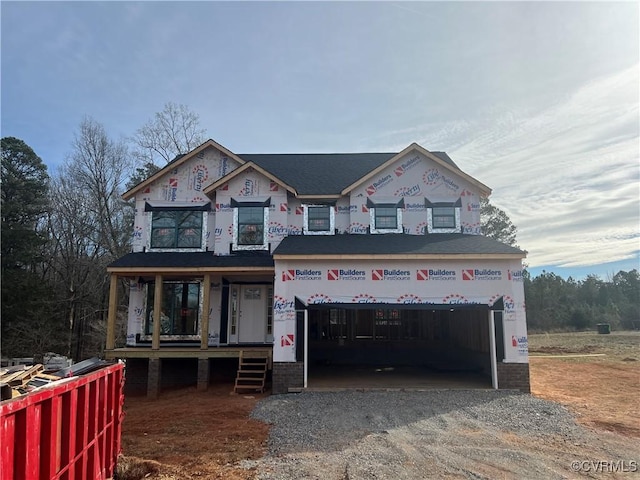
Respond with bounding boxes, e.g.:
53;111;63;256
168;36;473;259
118;331;639;479
119;386;270;479
528;331;640;438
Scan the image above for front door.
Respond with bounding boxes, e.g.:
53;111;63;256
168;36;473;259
236;285;267;343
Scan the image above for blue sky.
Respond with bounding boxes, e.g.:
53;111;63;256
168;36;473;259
2;1;638;279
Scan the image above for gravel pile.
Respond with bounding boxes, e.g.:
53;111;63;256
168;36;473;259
243;390;627;479
251;390;585;455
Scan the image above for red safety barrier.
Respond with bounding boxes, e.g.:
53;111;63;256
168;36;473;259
0;362;125;480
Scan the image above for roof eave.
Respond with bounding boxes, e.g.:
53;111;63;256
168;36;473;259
203;162;298;196
296;194;342;200
273;252;526;260
107;265;275;274
122;139;247;201
341;143;492;197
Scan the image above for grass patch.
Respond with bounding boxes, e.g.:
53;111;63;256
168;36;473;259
528;331;639;362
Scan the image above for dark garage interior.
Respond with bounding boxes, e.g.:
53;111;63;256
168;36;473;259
305;305;494;389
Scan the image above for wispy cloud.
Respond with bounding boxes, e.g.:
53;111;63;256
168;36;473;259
444;65;639;268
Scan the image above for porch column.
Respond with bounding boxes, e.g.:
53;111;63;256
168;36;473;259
152;274;163;350
303;309;309;388
200;273;211;350
106;274;118;350
489;310;499;389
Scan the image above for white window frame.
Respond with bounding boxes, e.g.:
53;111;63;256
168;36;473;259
232;205;269;251
369;199;404;234
303;204;335;235
370;207;403;234
425;199;462;234
147;210;208;252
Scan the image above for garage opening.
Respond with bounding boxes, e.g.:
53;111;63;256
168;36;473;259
304;304;496;390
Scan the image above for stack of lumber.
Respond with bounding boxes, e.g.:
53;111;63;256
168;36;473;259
0;364;62;401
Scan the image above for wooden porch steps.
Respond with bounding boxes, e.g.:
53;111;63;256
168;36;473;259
234;350;270;393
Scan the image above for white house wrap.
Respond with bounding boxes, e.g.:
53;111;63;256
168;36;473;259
106;140;530;396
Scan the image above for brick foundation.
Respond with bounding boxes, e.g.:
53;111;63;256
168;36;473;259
497;362;530;392
272;362;304;394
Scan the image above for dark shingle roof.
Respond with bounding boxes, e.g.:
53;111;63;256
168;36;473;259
238;152;458;195
431;152;458;168
108;252;274;269
273;234;525;256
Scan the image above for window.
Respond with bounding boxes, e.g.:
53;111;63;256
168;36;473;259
230;287;238;335
374;309;402;339
374;207;398;229
151;211;203;249
303;204;335;234
432;207;456;228
425;198;462;233
232;198;270;250
266;287;273;336
146;282;200;336
308;206;331;231
368;198;404;234
237;206;265;245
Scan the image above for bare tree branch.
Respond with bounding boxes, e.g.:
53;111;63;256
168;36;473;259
130;102;207;166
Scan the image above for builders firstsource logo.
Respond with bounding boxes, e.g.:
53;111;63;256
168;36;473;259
417;269;456;281
365;174;393;196
511;335;528;355
282;269;322;281
508;269;524;281
394;154;421;177
372;269;411;281
327;269;366;281
403;200;427;212
462;269;502;281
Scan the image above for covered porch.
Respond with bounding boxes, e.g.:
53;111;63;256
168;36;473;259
104;251;275;397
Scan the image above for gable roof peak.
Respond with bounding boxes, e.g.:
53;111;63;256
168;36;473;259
122;138;246;201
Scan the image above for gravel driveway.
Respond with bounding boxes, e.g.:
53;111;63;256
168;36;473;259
247;390;639;479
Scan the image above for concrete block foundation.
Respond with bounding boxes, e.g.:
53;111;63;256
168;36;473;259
272;362;304;394
197;358;210;391
497;362;530;392
147;358;162;399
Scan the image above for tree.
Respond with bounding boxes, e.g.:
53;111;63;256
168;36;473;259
66;117;132;257
524;269;639;332
130;102;206;167
1;137;49;268
126;161;161;191
1;137;66;359
610;270;640;329
46;118;133;360
480;196;518;247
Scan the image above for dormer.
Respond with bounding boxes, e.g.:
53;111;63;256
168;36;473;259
122;139;246;253
425;198;462;234
340;143;490;236
366;198;404;234
204;162;295;253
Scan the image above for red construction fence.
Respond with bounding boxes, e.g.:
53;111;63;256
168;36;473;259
0;362;125;480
